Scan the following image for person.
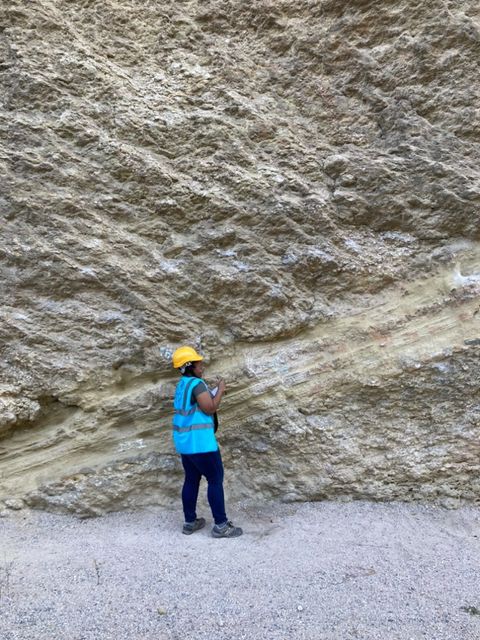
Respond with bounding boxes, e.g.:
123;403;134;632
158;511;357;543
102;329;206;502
171;345;243;538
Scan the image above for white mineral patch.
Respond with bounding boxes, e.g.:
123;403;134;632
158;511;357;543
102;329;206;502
233;261;250;272
117;439;146;452
452;264;480;288
381;231;418;244
79;267;97;278
157;259;182;274
159;346;174;361
344;239;362;253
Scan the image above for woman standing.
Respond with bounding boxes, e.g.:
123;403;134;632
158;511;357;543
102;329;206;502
172;346;242;538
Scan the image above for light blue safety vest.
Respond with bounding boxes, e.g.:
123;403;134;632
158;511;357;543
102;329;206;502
172;376;218;455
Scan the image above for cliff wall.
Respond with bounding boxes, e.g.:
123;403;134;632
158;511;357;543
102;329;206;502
0;0;479;515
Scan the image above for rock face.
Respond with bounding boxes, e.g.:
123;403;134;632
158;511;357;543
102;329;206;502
0;1;479;515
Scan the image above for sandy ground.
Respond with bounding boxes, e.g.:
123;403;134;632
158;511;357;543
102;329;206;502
0;500;479;640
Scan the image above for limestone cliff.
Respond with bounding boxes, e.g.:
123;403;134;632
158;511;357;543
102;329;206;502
0;0;479;515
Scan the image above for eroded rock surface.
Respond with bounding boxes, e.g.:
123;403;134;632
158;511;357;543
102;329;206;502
0;0;479;515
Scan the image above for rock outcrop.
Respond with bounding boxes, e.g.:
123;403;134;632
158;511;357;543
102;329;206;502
0;0;479;515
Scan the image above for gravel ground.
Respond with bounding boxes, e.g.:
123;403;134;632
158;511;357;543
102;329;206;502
0;500;479;640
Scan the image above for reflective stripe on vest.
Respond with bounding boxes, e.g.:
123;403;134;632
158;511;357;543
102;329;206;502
173;423;214;433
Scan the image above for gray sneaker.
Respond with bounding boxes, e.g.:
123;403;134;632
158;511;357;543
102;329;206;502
182;517;206;535
212;520;243;538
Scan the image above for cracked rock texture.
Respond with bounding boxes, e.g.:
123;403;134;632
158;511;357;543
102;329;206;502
0;0;479;516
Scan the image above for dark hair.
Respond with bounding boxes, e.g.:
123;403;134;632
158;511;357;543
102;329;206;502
182;363;198;377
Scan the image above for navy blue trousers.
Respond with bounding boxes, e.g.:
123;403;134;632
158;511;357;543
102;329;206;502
181;449;227;526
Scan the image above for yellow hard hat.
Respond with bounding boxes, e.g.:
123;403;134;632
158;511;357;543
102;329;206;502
172;345;203;369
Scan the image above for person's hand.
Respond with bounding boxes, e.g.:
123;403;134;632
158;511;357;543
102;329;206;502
217;378;226;393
